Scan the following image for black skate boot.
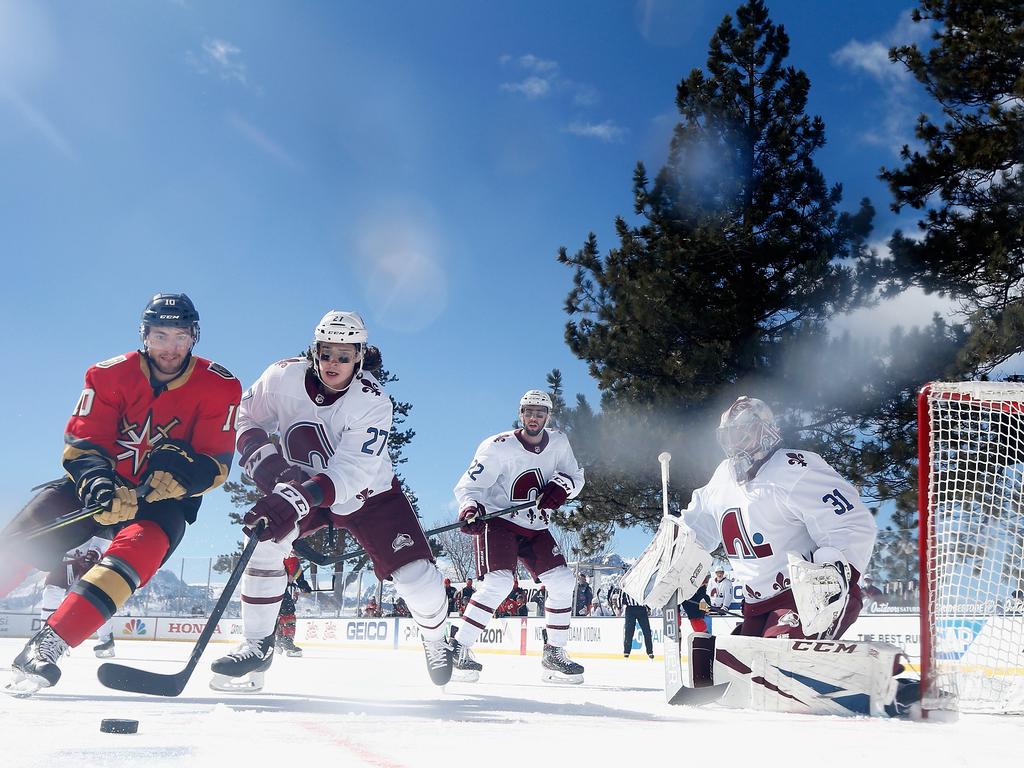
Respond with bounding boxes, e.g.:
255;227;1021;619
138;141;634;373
93;636;116;659
282;636;303;658
541;643;584;685
209;635;275;693
4;626;69;697
450;629;483;683
422;632;454;686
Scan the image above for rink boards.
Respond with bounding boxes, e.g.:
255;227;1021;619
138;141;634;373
0;611;924;662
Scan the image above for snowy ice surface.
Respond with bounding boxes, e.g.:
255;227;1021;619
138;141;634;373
0;638;1019;768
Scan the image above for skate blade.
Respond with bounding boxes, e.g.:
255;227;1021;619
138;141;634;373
209;672;265;694
451;668;480;683
285;650;303;657
95;650;115;659
2;670;48;698
542;670;584;685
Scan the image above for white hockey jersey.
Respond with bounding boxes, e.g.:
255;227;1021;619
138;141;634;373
453;429;585;532
237;359;395;515
682;448;876;606
709;575;734;609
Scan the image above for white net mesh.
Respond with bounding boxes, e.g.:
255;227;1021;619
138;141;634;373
923;382;1024;714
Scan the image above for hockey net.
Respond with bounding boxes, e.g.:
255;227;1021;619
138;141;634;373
919;382;1024;715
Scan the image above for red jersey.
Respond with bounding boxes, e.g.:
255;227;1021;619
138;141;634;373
62;350;242;494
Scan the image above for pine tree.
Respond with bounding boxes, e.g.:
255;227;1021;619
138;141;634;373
558;0;877;537
881;0;1024;376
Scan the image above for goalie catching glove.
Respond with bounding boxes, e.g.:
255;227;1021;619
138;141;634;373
787;547;852;637
621;516;712;608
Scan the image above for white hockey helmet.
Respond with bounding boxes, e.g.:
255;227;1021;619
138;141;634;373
314;310;368;346
310;310;368;387
717;396;782;482
519;390;552;411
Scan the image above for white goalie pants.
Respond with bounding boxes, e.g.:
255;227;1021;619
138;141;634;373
241;531;449;642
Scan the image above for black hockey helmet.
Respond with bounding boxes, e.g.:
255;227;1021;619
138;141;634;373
139;293;201;344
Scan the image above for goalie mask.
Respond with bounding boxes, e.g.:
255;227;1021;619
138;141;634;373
519;389;552;436
717;396;782;482
310;310;367;387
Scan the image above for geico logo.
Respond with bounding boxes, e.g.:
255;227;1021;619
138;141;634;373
791;640;856;653
167;623;221;634
346;621;388;641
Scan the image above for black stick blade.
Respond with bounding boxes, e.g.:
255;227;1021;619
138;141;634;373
98;662;190;697
667;682;730;707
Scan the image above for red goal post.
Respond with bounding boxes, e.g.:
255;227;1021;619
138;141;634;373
918;382;1024;716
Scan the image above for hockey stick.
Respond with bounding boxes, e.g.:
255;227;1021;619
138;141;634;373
292;500;536;567
6;483;152;542
96;520;266;697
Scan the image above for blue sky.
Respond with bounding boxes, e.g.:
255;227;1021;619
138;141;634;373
0;1;956;567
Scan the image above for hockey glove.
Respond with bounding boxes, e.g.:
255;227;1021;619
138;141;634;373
142;440;219;502
94;483;139;525
459;502;487;535
242;440;309;495
244;483;313;542
537;472;574;511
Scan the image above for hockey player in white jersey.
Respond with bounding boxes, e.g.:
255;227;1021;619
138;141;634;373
209;311;453;692
450;390;586;684
682;396;876;639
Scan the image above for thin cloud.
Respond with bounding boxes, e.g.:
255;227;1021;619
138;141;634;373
188;37;249;87
831;10;932;155
565;120;627;143
227;112;297;169
500;76;551;99
0;84;73;158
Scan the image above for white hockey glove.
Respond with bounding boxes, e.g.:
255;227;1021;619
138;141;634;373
621;516;712;609
787;547;852;637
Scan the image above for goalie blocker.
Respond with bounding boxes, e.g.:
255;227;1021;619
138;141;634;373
687;632;922;718
620;516;711;608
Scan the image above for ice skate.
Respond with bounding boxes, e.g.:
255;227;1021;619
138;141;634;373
3;626;69;698
451;634;483;683
93;636;116;659
541;643;584;685
422;633;454;686
281;636;303;658
209;635;275;693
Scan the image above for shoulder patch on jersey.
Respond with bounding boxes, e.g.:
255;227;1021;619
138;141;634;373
95;354;129;369
785;451;808;468
275;357;305;369
207;362;237;381
358;375;383;397
493;432;514;443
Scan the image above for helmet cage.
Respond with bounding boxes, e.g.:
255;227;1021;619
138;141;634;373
717;397;782;481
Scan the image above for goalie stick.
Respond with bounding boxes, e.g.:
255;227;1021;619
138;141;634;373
96;521;266;697
292;500;536;567
662;587;730;706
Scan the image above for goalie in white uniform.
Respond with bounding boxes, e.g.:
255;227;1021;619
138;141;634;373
450;390;587;684
624;398;919;717
208;311;453;692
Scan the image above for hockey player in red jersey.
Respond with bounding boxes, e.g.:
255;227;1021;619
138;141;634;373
2;294;241;696
275;554;311;657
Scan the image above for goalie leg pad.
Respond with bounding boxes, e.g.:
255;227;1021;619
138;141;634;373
621;517;711;608
688;633;906;717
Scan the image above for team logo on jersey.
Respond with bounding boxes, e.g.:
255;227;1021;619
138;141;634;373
777;611;800;628
772;571;792;592
115;413;181;475
391;533;414;552
786;452;807;467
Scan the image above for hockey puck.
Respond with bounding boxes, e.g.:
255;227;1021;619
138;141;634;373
99;718;138;734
